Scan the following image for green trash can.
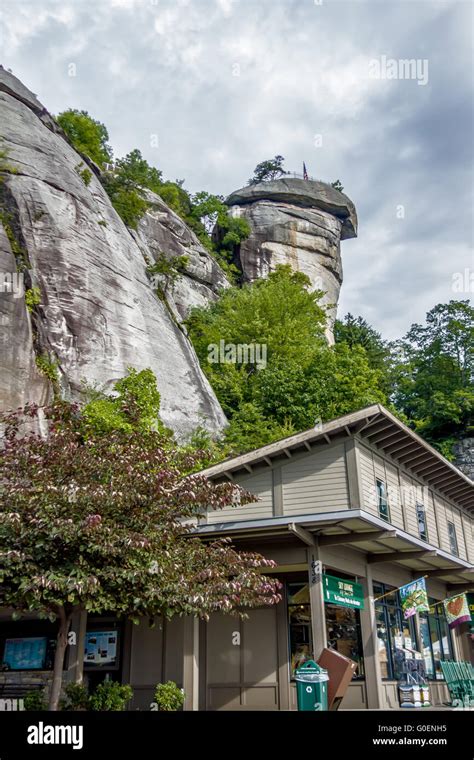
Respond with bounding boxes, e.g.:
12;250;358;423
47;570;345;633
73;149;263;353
295;660;329;711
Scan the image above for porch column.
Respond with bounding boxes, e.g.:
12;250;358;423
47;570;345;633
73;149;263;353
307;540;327;659
359;565;383;708
183;616;200;710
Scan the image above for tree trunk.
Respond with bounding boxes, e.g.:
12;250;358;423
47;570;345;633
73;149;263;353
48;607;72;711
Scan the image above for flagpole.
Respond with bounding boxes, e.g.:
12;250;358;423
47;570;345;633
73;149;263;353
373;575;429;603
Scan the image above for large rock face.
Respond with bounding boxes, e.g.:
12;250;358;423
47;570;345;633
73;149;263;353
225;178;357;341
132;189;229;325
0;68;227;438
453;438;474;481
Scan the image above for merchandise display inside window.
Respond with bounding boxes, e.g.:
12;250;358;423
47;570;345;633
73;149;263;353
373;582;417;680
287;582;312;675
419;603;453;680
325;604;364;678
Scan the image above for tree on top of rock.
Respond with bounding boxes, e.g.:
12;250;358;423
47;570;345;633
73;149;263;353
248;155;288;184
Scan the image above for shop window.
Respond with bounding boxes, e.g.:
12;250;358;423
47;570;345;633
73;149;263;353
373;582;417;680
447;521;459;556
287;582;312;675
376;479;390;521
419;603;454;681
325;604;365;678
287;576;365;681
416;502;428;542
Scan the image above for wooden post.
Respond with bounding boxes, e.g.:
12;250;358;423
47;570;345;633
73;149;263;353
183;616;200;710
307;540;327;659
359;565;383;708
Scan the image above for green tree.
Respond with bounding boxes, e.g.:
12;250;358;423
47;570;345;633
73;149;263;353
331;180;344;192
248;155;287;184
56;110;112;168
113;148;163;191
335;313;392;394
0;393;281;710
187;266;385;452
391;300;474;451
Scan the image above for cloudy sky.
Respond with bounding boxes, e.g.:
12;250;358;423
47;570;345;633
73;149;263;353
1;0;472;339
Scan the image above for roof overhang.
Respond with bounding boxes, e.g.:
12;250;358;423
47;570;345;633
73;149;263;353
194;509;474;589
199;405;474;513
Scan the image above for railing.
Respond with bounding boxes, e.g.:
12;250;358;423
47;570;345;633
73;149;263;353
286;171;323;182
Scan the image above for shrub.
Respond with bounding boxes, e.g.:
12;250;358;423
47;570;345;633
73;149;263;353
25;286;41;312
74;163;92;186
89;680;133;711
23;688;47;711
154;681;185;711
35;354;59;385
62;682;90;711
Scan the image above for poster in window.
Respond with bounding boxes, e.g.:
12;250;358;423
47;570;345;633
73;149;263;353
3;637;48;670
84;630;118;666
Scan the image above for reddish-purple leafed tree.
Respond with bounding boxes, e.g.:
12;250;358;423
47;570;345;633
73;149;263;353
0;401;281;710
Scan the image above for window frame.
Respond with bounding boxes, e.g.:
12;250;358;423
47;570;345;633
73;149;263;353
373;582;418;681
416;501;428;542
376;478;391;522
447;521;459;556
419;603;454;681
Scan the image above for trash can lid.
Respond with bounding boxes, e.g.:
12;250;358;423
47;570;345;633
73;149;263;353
294;660;329;682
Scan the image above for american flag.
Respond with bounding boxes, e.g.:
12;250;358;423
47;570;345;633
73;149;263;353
303;162;309;180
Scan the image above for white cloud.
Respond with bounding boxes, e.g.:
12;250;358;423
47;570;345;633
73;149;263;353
0;0;472;339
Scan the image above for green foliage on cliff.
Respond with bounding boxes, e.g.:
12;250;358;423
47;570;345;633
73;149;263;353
186;265;386;453
82;368;170;437
389;300;473;453
57;110;112;168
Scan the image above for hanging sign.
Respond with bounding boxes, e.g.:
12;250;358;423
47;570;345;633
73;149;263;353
443;594;471;629
322;574;364;610
399;577;430;619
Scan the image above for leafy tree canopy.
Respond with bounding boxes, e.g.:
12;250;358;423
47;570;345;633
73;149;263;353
390;300;473;451
331;180;344;192
56;109;112;168
187;265;386;453
0;370;281;710
249;155;287;184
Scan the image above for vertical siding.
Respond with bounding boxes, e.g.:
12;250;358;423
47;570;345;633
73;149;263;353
358;441;473;554
281;443;348;514
462;513;474;563
401;473;419;537
359;445;378;516
444;502;468;560
207;469;273;524
425;490;440;547
385;461;404;529
434;495;450;554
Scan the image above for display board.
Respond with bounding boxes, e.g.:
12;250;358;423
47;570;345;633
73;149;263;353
2;637;48;670
84;630;118;666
